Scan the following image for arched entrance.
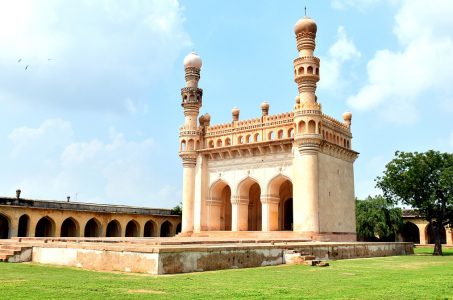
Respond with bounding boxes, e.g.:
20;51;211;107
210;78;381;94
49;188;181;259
35;217;55;237
267;176;293;231
125;220;139;237
84;218;101;237
176;223;182;234
18;214;30;237
283;198;293;231
208;180;232;231
61;218;79;237
426;223;446;244
160;220;172;237
401;222;420;244
0;214;10;239
106;220;121;237
247;183;261;231
144;220;156;237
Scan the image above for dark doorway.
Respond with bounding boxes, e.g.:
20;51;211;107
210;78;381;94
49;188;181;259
18;214;29;237
160;221;172;237
176;223;182;234
283;198;293;230
125;220;139;237
35;217;55;237
0;214;10;239
401;222;420;244
61;218;79;237
106;220;121;237
84;218;101;237
144;220;155;237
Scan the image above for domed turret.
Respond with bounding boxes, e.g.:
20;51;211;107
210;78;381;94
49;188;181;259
343;111;352;127
260;101;270;116
232;107;240;121
294;17;317;35
183;51;202;69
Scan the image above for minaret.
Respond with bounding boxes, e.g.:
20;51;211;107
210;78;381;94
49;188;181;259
292;16;322;233
180;51;203;234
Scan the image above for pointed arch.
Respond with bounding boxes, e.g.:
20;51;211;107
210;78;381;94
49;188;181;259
106;220;121;237
18;214;30;237
160;220;173;237
61;217;80;237
144;220;157;237
125;220;140;237
84;218;101;237
209;179;232;231
0;213;10;239
267;174;293;231
236;177;262;231
35;216;56;237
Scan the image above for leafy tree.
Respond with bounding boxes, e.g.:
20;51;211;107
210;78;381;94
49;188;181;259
356;195;402;242
376;151;453;255
171;203;182;215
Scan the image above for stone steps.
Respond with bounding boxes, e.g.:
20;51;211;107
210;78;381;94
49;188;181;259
0;240;33;262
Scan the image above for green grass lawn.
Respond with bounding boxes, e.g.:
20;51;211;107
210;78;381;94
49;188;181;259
1;247;452;299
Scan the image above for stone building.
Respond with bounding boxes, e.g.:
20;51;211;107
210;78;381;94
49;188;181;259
401;210;452;245
0;195;181;239
178;16;359;241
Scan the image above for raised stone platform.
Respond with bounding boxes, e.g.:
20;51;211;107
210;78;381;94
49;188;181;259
1;237;413;274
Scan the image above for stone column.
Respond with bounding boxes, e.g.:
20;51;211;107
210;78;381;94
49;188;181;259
206;199;222;230
9;217;19;238
231;196;249;231
446;228;452;245
261;195;280;231
293;145;319;233
417;223;427;244
181;159;196;233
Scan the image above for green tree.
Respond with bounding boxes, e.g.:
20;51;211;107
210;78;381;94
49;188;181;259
356;195;403;242
376;151;453;255
171;203;182;215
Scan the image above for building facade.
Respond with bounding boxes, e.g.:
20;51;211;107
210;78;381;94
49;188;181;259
0;196;181;239
401;210;453;245
179;16;359;241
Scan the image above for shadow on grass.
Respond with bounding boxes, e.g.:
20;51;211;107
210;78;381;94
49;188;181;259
414;246;453;256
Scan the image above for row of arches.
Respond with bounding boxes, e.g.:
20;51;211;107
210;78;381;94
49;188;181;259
208;175;293;231
297;120;321;135
401;221;450;244
0;214;181;239
207;128;295;149
322;130;350;149
294;65;320;76
180;139;200;151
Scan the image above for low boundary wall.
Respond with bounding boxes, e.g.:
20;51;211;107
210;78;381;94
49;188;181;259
31;241;413;274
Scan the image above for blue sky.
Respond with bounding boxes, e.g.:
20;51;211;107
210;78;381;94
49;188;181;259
0;0;451;208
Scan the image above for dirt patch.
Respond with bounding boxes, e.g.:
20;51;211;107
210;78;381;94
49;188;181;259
128;289;165;294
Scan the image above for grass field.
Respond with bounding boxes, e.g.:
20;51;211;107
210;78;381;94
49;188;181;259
0;247;452;299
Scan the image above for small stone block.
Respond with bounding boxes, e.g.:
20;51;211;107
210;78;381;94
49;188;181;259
318;262;329;267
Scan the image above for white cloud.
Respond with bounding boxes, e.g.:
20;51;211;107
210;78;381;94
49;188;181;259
347;0;453;124
8;118;73;157
319;26;361;91
0;0;191;112
3;118;180;207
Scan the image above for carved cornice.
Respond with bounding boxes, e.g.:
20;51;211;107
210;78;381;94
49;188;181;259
320;141;359;162
180;153;197;167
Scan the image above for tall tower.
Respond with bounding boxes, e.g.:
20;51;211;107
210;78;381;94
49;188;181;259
180;51;203;234
292;16;323;233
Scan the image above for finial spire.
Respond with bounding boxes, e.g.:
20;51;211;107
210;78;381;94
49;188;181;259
305;6;307;16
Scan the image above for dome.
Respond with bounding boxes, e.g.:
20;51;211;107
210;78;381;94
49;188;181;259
342;111;352;121
183;51;202;69
295;95;300;104
260;101;269;110
294;16;317;35
232;107;240;116
204;113;211;122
